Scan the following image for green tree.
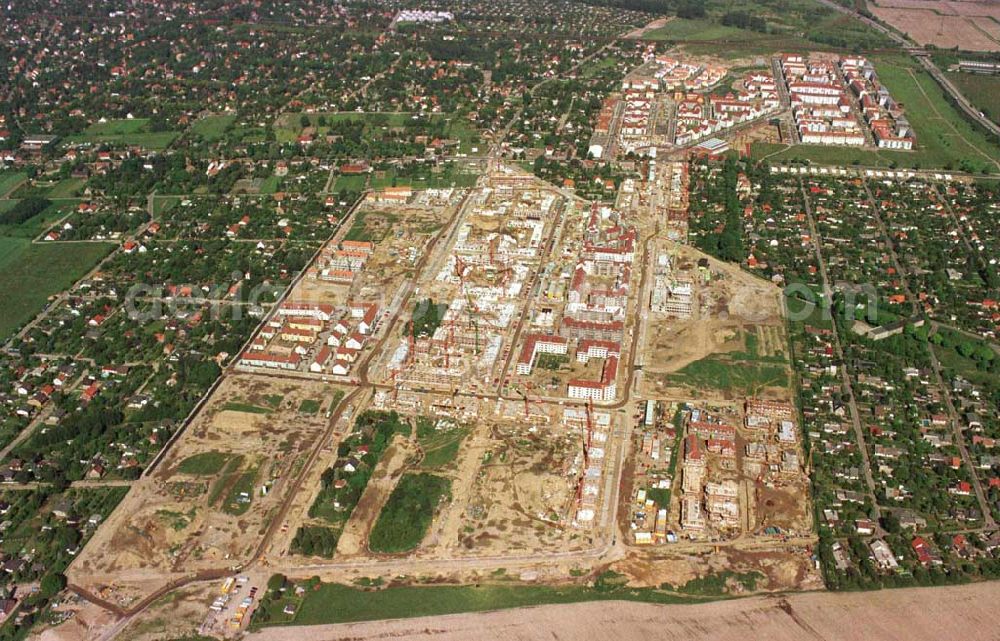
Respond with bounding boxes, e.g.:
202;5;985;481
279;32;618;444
40;573;67;598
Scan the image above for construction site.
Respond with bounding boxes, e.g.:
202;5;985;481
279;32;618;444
637;243;788;400
52;162;820;641
238;188;463;380
363;167;642;408
65;374;351;611
364;386;623;556
368;172;565;396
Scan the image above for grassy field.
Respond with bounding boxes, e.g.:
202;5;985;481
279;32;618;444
333;174;368;193
755;56;1000;172
0;202;70;240
641;0;895;54
67;119;177;150
874;56;1000;171
47;178;87;198
67;131;177;150
298;399;321;414
445;117;481;154
0;238;113;339
944;72;1000;126
0;173;26;199
207;455;246;505
343;211;399;243
152;195;181;215
177;452;232;475
579;55;621;79
669;355;788;394
642;18;752;41
258;175;283;194
84;119;150;135
417;421;468;470
370;166;478;191
221;401;273;414
640;18;832;58
368;473;450;553
191;114;237;141
273;578;704;628
370;169;406;190
223;465;259;516
275;111;418;143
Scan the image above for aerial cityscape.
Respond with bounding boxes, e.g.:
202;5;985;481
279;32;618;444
1;0;1000;639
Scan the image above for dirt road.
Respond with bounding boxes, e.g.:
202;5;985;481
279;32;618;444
245;580;1000;641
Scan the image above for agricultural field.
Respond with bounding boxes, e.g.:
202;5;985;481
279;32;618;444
868;0;1000;51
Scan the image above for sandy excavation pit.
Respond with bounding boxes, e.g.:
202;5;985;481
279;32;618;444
457;419;597;555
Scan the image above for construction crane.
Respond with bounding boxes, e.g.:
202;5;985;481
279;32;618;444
453;255;468;284
452;255;481;354
573;401;597;513
585;399;595;456
463;291;481;355
495;264;513;288
488;235;498;268
442;316;456;369
512;382;540;419
406;318;416;366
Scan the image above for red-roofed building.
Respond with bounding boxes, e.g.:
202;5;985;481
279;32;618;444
911;536;941;566
516;334;568;375
575;339;620;363
311;346;333;373
567;355;618;402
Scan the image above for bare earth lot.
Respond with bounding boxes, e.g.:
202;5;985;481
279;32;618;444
66;374;347;608
245;580;1000;641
